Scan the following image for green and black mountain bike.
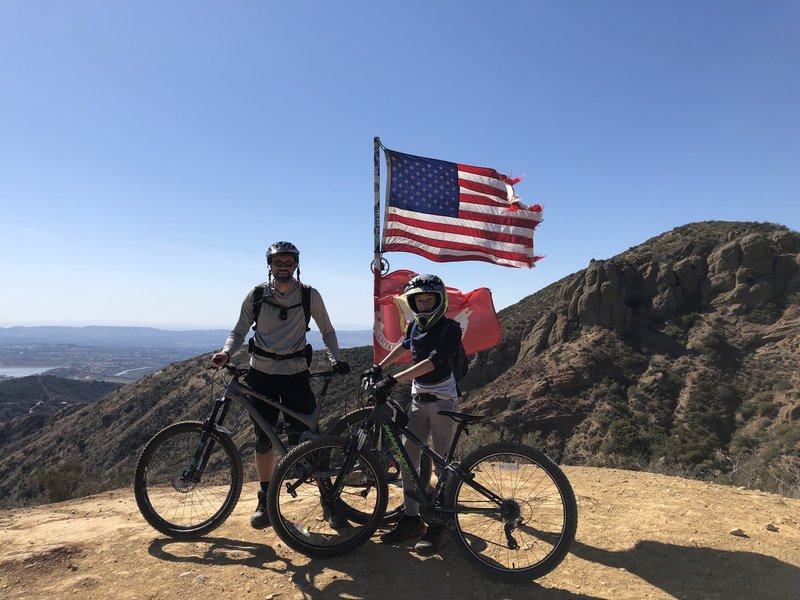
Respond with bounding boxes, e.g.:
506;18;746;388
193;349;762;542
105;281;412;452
265;381;578;581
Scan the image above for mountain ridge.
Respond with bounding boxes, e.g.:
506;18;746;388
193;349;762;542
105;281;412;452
0;220;797;508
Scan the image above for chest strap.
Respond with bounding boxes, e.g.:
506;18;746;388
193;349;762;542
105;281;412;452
247;338;307;360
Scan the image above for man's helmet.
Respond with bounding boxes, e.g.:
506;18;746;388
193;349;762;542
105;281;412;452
403;274;448;330
266;241;300;265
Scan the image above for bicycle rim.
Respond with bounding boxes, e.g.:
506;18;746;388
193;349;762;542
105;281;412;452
267;437;388;558
447;442;577;581
134;422;243;538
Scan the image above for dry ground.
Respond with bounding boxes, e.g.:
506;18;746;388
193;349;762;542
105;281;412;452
1;466;798;600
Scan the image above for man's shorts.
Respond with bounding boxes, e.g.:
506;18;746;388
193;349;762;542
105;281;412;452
245;367;316;452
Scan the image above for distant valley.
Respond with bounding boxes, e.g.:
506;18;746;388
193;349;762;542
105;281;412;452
0;325;373;383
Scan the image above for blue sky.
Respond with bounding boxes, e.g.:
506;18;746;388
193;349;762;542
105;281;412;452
1;1;798;331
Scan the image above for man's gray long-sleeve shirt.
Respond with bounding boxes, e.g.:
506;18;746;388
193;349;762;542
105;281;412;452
222;280;342;375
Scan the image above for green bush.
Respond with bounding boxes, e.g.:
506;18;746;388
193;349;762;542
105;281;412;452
37;460;84;503
746;303;781;324
739;391;777;420
695;329;731;356
601;418;646;456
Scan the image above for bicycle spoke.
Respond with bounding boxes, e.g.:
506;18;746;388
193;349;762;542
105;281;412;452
268;437;388;558
449;444;576;580
134;422;242;537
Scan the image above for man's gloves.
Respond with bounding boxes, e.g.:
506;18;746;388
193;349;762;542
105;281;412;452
372;375;397;401
332;361;351;375
360;364;382;384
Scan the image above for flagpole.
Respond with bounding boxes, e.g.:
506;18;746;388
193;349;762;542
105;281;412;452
372;136;382;363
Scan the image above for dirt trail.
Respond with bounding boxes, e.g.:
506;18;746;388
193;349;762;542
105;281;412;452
1;467;798;599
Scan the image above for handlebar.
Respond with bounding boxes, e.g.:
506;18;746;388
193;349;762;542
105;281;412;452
221;363;248;378
215;363;340;380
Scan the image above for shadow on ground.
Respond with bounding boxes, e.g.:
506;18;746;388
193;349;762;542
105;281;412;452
570;538;800;600
148;534;799;599
148;536;601;599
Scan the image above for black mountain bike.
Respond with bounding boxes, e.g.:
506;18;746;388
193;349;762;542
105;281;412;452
265;386;578;581
133;363;344;539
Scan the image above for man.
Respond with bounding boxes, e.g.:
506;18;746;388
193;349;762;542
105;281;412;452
363;274;462;555
210;241;350;529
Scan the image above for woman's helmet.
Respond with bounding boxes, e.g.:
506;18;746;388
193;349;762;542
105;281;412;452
266;241;300;264
403;274;448;330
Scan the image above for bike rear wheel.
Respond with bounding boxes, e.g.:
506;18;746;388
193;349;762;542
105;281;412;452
326;407;432;525
445;442;577;581
134;421;243;539
267;436;388;558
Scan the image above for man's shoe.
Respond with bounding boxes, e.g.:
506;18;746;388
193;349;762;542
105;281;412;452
379;514;426;544
414;524;451;555
250;490;270;529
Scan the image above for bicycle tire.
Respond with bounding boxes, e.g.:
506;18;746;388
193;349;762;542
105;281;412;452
444;442;577;581
326;407;432;524
266;436;388;558
134;421;243;539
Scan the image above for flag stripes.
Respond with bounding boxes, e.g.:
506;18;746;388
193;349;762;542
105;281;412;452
382;149;542;268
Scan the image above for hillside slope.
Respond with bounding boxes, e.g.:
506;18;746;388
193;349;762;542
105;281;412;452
460;221;800;494
1;468;798;599
0;376;121;421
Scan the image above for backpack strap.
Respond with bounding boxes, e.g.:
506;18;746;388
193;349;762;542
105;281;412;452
251;283;311;332
251;284;266;332
301;284;311;332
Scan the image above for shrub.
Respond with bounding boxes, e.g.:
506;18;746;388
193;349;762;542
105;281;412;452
601;418;646;456
739;391;777;420
746;302;781;324
37;460;84;503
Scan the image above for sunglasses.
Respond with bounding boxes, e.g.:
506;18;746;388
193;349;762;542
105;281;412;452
272;260;296;269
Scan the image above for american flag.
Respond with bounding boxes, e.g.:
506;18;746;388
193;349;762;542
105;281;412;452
382;149;543;268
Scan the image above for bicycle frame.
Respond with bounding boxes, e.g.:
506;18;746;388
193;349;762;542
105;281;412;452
354;398;507;521
188;368;335;482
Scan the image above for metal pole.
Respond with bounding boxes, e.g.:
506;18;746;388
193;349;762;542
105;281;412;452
373;136;382;363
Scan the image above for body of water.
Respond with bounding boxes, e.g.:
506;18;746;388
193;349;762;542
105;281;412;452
0;366;60;378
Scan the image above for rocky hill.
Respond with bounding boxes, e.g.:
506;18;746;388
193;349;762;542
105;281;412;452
461;221;800;494
0;221;798;507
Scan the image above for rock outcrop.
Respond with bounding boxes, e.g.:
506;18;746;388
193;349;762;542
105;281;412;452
460;222;800;490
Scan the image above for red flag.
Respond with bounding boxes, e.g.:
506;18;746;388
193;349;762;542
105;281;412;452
382;149;543;268
373;270;503;364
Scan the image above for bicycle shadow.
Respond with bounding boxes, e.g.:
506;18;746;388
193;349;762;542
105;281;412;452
148;536;278;569
270;538;605;600
147;535;602;599
570;538;800;600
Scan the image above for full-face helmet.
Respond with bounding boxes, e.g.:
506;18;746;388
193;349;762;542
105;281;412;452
403;274;448;330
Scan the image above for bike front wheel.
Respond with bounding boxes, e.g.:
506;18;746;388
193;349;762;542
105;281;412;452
267;436;388;558
134;421;243;539
445;442;577;581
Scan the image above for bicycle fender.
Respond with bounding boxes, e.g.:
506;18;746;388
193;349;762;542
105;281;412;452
298;430;321;444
